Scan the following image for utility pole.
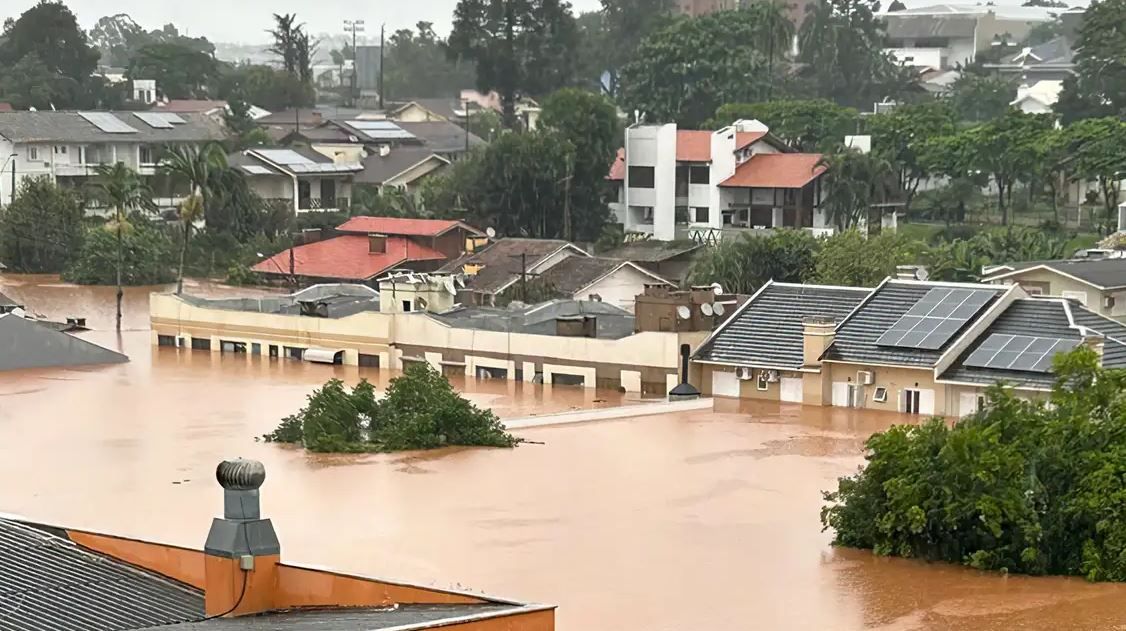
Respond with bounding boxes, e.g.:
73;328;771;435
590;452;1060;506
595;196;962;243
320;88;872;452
379;24;385;109
464;99;470;153
343;19;365;107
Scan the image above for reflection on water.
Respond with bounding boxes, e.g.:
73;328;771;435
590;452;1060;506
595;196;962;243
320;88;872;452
2;275;1125;630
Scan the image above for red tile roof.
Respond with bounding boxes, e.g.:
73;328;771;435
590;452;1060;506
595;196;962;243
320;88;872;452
336;216;483;237
608;148;626;181
0;103;14;112
736;131;767;149
719;153;827;189
252;235;445;281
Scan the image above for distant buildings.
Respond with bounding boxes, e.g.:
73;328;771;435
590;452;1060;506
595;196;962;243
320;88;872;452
982;258;1126;322
882;4;1056;70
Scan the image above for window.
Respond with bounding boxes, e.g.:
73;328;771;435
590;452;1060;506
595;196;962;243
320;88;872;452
1105;295;1116;309
402;300;413;312
675;206;689;224
693;207;709;223
54;145;67;155
285;346;304;360
358;353;380;368
139;146;154;165
190;338;211;351
873;387;888;403
689;166;709;184
757;372;769;391
628;166;655;188
157;334;176;347
27;147;38;161
269;345;279;358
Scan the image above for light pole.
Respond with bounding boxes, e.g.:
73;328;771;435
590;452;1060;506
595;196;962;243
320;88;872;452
343;19;365;106
1;153;17;208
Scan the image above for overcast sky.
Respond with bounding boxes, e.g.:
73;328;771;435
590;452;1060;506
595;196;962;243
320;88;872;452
2;0;604;42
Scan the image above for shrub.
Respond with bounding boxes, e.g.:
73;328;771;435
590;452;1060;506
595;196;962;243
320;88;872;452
264;364;521;453
822;348;1126;581
63;217;175;285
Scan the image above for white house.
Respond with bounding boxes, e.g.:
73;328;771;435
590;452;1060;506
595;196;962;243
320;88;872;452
1011;80;1064;114
608;119;835;242
536;257;674;310
0;110;226;210
230;147;362;214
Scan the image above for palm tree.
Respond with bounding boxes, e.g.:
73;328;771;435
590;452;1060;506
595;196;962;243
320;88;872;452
92;162;153;331
818;150;898;231
742;0;795;98
160;143;227;292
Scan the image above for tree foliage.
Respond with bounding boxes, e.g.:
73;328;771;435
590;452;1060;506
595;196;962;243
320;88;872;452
215;64;314;111
127;42;217;99
89;13;214;68
63;217;175;286
0;177;85;273
1057;117;1126;231
869;101;958;210
945;72;1018;122
597;0;675;96
448;0;580;127
267;14;315;99
812;230;917;286
264;365;521;453
382;22;476;99
619;11;778;126
0;1;101;109
822;349;1126;581
689;230;820;294
926;227;1068;282
1055;0;1126;123
712;99;858;151
818;150;898;230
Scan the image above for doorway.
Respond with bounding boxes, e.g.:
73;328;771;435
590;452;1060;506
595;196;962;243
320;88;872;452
320;179;336;207
298;180;311;209
847;384;864;408
903;389;922;414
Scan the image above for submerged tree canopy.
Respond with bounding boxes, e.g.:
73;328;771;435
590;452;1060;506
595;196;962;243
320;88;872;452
822;348;1126;581
264;364;521;453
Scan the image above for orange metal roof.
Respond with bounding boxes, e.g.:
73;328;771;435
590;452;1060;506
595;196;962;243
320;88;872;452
252;235;446;281
719;153;827;188
607;148;626;181
336;216;483;237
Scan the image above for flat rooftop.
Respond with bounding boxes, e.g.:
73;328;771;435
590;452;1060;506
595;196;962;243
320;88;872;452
431;300;636;339
179;284;380;319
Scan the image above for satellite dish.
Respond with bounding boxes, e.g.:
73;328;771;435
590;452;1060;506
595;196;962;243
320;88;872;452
711;283;723;295
486;227;497;238
701;303;714;317
915;267;930;281
418;297;429;310
713;302;726;316
676;305;691;320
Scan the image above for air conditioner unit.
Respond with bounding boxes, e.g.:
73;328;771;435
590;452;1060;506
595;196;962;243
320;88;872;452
765;370;780;383
857;370;875;385
1105;295;1116;309
736;366;754;381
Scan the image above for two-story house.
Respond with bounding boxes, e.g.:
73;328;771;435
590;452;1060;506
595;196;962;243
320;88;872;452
0;111;226;210
882;4;1054;70
608;120;839;242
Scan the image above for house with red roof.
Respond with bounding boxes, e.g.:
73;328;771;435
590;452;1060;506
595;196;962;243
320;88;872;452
607;119;844;242
253;216;484;285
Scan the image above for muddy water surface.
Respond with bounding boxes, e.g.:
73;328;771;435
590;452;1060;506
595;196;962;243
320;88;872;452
2;275;1125;630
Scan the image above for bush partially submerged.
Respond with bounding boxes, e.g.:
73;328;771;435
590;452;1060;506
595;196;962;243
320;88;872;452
822;348;1126;581
264;364;521;453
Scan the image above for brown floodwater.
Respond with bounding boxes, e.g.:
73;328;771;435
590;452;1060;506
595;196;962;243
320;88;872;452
2;274;1126;630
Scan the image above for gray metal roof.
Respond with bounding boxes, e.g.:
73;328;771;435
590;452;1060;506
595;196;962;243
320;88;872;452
536;257;624;295
396;121;486;154
600;240;703;263
695;282;871;369
0;290;20;308
178;292;380;319
0;111;225;144
1003;36;1074;65
0;313;128;371
940;297;1126;388
440;239;583;294
985;258;1126;289
432;300;636;339
885;15;977;39
823;281;1005;367
135;604;529;630
0;518;204;630
356;147;447;185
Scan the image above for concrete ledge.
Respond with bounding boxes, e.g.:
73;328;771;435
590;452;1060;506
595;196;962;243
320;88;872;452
504;398;713;429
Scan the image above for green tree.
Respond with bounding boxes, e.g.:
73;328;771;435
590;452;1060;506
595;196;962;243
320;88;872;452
0;2;101;109
822;348;1126;581
711;99;858;151
945;72;1018;122
797;0;910;108
173;195;204;294
869;101;958;211
1058;117;1126;232
812;230;917;286
89;162;154;330
539;88;621;241
160;143;228;291
64;217;175;287
127;42;217;99
0;177;85;273
688;230;820;294
448;0;580;127
619;11;776;126
1054;0;1126;123
740;0;795;98
818;150;898;230
89;13;215;68
382;22;476;99
927;227;1068;282
598;0;675;96
267;13;315;98
214;63;313;110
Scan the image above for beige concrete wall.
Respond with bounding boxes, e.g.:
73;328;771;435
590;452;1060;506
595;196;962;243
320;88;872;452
579;266;663;310
990;269;1125;320
823;362;945;415
698;364;804;401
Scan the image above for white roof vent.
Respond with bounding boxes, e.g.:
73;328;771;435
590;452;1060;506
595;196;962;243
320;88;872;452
732;119;769;133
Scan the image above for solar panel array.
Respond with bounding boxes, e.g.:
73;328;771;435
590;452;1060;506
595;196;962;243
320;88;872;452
157;112;186;124
78;112;139;134
134;112;173;129
256;149;313;165
346;120;415;141
964;334;1079;372
876;288;994;350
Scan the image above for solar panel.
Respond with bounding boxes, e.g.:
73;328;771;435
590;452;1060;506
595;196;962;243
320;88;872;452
242;165;274;175
963;334;1079;372
255;149;313;165
157;112;186;124
78;112;139;134
134;112;173;129
345;120;415;140
876;288;994;350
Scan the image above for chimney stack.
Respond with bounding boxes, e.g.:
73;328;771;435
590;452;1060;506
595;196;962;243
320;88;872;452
1083;333;1105;365
369;233;387;254
802;316;837;369
668;343;700;400
204;459;280;617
